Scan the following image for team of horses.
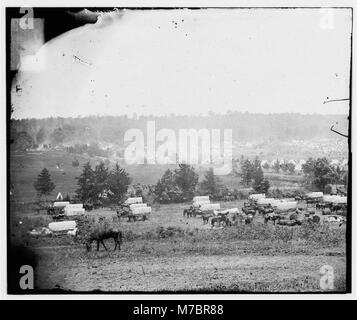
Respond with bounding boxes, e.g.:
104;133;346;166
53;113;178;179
183;205;254;228
182;199;329;229
85;198;344;251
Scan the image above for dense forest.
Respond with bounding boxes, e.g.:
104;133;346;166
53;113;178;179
10;112;349;151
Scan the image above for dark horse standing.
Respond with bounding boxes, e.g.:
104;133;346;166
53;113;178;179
86;228;123;251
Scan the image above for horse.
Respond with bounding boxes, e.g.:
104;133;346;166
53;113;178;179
86;228;123;251
277;219;298;226
211;215;231;228
183;207;195;218
183;208;192;218
202;210;214;224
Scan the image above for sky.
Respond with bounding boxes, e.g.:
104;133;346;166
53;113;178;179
11;8;352;119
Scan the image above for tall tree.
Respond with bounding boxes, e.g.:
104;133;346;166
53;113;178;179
76;162;95;203
262;162;270;170
241;159;253;186
51;127;65;144
107;162;131;204
33;168;55;199
173;164;199;199
252;164;270;193
313;158;340;190
155;169;183;203
36;127;46;144
199;168;223;197
280;162;289;173
93;161;110;203
272;159;280;173
302;157;340;190
302;158;316;179
287;162;295;174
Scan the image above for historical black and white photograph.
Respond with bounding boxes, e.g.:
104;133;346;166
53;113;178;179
5;5;352;293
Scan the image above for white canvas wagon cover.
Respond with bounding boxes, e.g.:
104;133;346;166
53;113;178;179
129;203;147;210
199;203;221;211
192;199;211;207
193;196;210;202
125;197;143;204
132;206;152;215
53;201;70;207
249;194;266;200
49;220;76;232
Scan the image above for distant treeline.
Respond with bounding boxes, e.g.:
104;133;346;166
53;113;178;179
10;113;348;151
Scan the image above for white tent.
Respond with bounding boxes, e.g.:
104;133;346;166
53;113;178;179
56;192;63;200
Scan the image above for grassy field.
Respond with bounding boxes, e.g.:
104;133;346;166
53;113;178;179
10;199;347;293
10;151;200;203
9;150;347;293
10;150;304;204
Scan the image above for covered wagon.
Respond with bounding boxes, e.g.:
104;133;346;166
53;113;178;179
124;197;143;205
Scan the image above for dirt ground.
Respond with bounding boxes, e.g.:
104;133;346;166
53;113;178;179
35;245;345;292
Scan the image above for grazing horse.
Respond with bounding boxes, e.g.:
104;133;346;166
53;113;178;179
211;215;231;228
183;207;195;218
202;210;214;224
277;219;298;226
86;228;123;251
183;208;191;218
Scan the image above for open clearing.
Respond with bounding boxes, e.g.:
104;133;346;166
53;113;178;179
9;151;347;293
35;247;345;292
11;200;346;293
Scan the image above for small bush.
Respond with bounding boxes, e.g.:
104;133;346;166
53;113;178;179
155;226;185;239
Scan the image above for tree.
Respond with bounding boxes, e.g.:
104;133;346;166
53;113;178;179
252;164;270;193
173;164;198;199
51;127;65;144
287;162;295;174
272;159;280;173
36;127;46;144
107;162;131;204
312;158;340;190
253;166;263;191
129;184;146;200
93;161;110;204
302;157;340;190
260;179;271;194
302;158;316;179
199;168;223;198
11;131;34;151
262;162;270;170
241;159;253;186
280;162;289;173
155;169;184;203
33;168;55;198
76;162;96;204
